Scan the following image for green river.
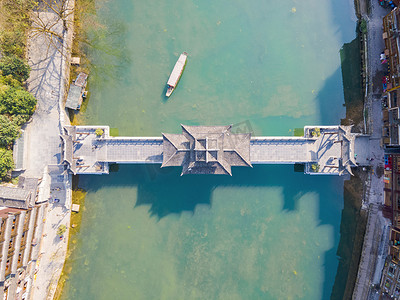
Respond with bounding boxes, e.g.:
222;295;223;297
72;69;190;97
61;0;360;299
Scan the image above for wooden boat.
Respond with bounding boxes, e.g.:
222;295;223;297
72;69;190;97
166;52;187;97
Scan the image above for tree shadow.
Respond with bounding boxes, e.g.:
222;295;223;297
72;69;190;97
314;32;365;298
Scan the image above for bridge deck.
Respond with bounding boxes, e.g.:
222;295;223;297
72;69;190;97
98;138;163;163
65;125;359;176
250;138;315;163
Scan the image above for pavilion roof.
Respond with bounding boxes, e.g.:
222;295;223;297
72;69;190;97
162;125;251;175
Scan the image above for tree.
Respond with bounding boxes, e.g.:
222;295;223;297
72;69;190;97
0;56;31;83
0;148;14;181
0;87;37;117
11;114;31;126
57;224;67;236
0;30;26;58
0;116;19;147
30;0;75;56
0;74;23;88
1;0;35;58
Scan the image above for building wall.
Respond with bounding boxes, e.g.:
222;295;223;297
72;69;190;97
383;8;400;147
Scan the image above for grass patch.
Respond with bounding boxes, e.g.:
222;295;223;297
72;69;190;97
110;128;119;137
293;128;304;137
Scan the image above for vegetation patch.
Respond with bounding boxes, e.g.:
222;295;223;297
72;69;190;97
311;163;320;173
110;127;119;137
54;0;97;297
0;0;34;58
0;0;39;182
0;55;31;82
95;128;104;137
293;128;304;137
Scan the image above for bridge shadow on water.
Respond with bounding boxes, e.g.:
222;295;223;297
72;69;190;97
78;163;344;299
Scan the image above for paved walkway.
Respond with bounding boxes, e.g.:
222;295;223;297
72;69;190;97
24;12;63;178
19;9;73;300
352;1;389;299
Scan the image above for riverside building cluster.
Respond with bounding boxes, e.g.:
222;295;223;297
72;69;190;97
0;178;46;299
374;6;400;298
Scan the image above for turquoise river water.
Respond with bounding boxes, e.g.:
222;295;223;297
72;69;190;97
61;0;359;299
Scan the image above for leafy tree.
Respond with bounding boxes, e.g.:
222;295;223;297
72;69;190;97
11;114;30;126
0;148;14;181
0;30;26;58
0;74;23;88
0;116;19;147
0;55;31;83
0;87;37;117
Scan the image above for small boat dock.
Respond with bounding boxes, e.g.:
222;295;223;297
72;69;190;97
65;72;88;110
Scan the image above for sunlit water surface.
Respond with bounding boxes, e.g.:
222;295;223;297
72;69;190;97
62;0;357;299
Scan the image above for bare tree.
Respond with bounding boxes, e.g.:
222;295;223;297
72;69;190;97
29;0;75;56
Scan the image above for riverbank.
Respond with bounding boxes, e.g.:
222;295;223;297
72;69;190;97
330;11;369;298
23;0;76;298
52;0;96;298
54;1;370;298
351;0;389;298
53;177;86;300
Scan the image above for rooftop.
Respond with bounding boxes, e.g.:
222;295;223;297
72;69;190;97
0;176;39;209
162;125;252;175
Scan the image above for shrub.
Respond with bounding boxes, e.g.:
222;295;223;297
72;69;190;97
0;115;19;147
294;128;304;137
0;74;23;88
95;128;104;137
311;163;320;173
57;224;67;236
0;87;37;116
0;148;14;181
0;30;26;58
0;55;31;82
314;127;320;137
311;127;321;138
11;114;30;126
360;19;367;35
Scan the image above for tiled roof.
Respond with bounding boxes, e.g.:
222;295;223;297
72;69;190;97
162;125;252;175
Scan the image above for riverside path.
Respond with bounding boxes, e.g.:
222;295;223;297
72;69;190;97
61;124;370;176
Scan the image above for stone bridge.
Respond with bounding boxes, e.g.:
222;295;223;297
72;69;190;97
61;124;370;176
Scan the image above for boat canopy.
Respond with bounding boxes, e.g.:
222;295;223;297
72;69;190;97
167;53;187;87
